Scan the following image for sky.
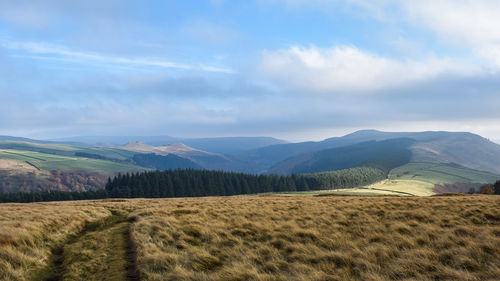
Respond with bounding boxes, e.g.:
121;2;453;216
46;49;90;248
0;0;499;142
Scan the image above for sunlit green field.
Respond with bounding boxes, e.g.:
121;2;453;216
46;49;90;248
365;179;435;196
390;162;498;184
0;149;142;174
0;140;139;161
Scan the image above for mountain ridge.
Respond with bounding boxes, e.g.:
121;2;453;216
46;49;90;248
49;136;288;153
237;130;500;175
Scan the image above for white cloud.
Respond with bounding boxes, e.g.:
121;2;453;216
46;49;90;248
0;40;234;73
401;1;500;43
398;0;500;67
270;1;500;68
344;0;500;68
258;45;477;93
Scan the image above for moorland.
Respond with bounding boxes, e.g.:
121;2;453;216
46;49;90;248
1;195;499;281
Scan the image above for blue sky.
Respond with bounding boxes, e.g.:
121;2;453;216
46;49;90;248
1;0;499;142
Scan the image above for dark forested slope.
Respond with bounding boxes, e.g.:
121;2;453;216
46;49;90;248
270;138;414;175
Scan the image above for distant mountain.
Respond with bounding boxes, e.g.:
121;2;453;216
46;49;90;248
132;153;202;170
234;129;404;171
3;129;500;178
0;135;92;147
117;142;258;173
117;141;212;157
405;133;499;173
118;141;157;153
0;135;47;143
49;135;179;147
236;130;500;175
51;136;287;153
180;137;288;154
269;138;414;175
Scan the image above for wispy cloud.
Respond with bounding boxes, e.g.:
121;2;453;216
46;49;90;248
257;45;480;93
294;0;500;69
0;40;234;73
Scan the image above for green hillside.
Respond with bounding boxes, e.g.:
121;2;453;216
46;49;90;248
270;138;414;175
365;179;435;196
0;148;145;193
0;149;142;174
0;140;138;161
389;162;499;184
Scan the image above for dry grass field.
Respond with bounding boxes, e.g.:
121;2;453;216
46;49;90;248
0;201;111;280
0;195;499;281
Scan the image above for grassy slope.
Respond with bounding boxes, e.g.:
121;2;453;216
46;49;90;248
36;210;134;281
365;179;435;196
2;197;499;281
275;188;405;196
131;196;498;281
0;140;139;161
389;162;499;184
0;148;145;192
0;149;142;175
357;162;500;196
0;201;112;281
0;141;147;192
271;138;414;175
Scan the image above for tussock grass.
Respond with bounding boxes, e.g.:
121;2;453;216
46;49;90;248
57;212;130;281
0;201;128;281
0;196;499;280
131;196;500;281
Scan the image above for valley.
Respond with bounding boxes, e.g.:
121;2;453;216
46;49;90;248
0;130;499;195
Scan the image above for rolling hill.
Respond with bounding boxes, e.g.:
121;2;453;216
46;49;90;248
389;162;500;184
132;153;202;170
265;131;500;194
0;148;144;193
116;142;256;172
243;130;500;175
1;130;499;194
269;138;415;175
387;162;500;193
0;140;257;193
51;135;287;154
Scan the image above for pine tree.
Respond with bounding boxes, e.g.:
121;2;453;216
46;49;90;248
494;180;500;195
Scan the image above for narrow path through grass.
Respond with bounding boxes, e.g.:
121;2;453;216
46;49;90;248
33;210;139;281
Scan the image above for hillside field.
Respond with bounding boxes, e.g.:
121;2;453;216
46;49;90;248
0;141;139;161
347;162;500;196
365;179;435;196
0;148;145;193
1;195;499;281
389;162;499;184
0;149;142;173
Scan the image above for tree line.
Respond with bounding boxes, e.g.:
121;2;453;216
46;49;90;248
0;167;385;203
477;180;500;195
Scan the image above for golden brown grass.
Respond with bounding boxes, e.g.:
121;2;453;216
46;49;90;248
131;196;500;281
0;201;128;281
0;196;499;281
57;210;131;281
